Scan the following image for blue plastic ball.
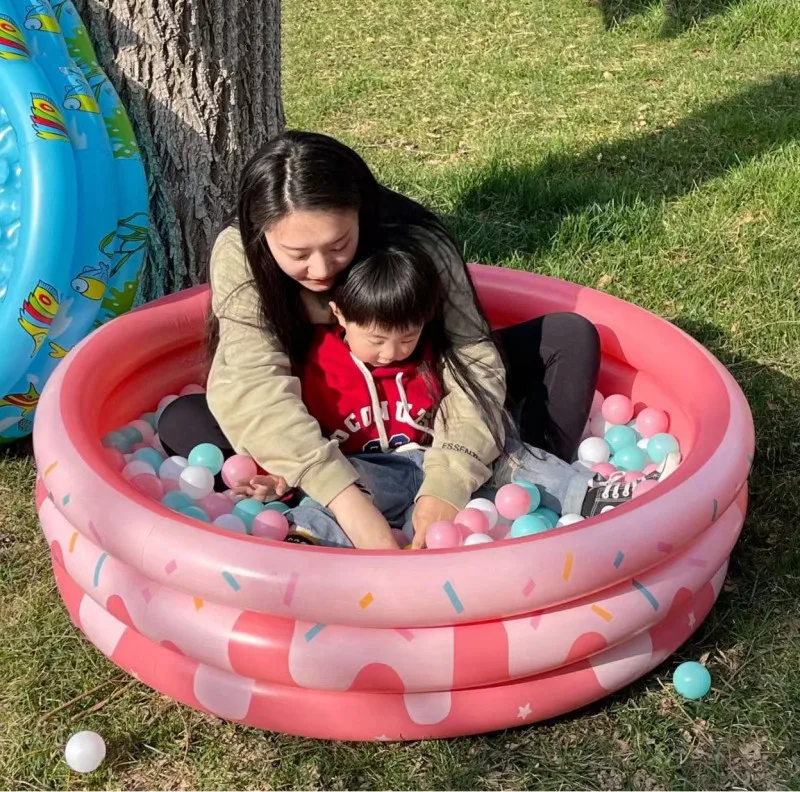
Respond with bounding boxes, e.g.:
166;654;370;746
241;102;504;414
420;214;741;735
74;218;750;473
604;424;637;454
511;478;541;512
263;501;290;514
647;433;680;463
510;514;549;538
161;491;194;512
613;445;648;472
532;506;560;529
672;661;711;700
181;505;210;523
119;425;143;444
233;498;266;530
101;431;132;453
140;412;158;429
188;443;225;475
132;447;164;473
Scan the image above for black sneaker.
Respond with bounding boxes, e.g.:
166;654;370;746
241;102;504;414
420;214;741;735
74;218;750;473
581;475;638;517
645;450;682;483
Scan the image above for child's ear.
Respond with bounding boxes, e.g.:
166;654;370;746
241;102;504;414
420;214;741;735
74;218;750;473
329;301;347;329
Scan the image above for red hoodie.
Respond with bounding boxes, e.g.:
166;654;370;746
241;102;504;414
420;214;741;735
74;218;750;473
300;327;439;455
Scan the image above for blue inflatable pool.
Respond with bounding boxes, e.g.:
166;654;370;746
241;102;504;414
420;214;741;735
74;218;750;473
0;0;148;442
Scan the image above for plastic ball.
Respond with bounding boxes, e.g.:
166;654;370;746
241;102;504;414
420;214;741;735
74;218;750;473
64;730;106;773
636;407;669;438
233;498;266;530
591;462;617;478
578;437;611;466
178;465;215;500
612;445;647;472
454;507;490;534
140;411;158;429
263;501;290;514
161;491;194;512
425;520;462;549
213;514;248;534
188;443;224;475
161;478;179;493
179;383;206;396
132;447;164;473
672;661;711;700
589;412;612;438
158;455;188;482
181;505;210;522
623;470;644;483
131;442;148;453
101;431;131;453
130;473;164;500
489;523;511;541
510;514;549;538
122;460;156;481
511;478;542;511
464;497;499;529
601;394;634;425
532;506;560;529
221;454;258;489
150;434;166;455
647;433;680;464
643;463;658;475
637;437;650;451
604;424;637;454
464;532;494;546
590;390;605;415
156;394;178;416
102;447;125;471
556;513;584;527
128;419;155;443
632;479;659;500
495;483;532;520
119;425;143;444
252;510;290;541
226;489;246;503
198;492;234;521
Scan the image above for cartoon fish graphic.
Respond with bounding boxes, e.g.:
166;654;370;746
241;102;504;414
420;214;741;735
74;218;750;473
23;1;60;33
30;93;69;141
18;280;60;355
48;341;68;358
71;262;108;300
60;65;100;113
0;13;30;59
0;383;40;416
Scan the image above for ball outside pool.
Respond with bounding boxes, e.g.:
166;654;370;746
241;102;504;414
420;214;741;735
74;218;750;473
178;465;215;500
612;445;648;472
601;394;634;425
510;513;549;538
672;661;711;700
233;498;267;529
162;491;195;512
495;483;532;520
647;432;680;463
64;730;106;773
464;497;499;529
188;442;224;475
605;424;637;454
578;436;611;466
511;478;542;511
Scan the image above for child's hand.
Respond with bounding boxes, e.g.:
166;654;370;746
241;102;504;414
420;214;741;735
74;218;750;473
233;474;289;502
411;495;459;549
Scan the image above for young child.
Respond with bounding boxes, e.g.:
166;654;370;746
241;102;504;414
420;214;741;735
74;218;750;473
238;231;678;548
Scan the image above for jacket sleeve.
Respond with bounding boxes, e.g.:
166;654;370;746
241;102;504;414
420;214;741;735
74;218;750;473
412;224;508;509
205;227;360;505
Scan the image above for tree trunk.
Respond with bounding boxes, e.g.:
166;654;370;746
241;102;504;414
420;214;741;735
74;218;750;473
74;0;285;299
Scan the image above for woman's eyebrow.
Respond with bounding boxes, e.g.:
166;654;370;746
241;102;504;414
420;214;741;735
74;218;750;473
280;231;350;251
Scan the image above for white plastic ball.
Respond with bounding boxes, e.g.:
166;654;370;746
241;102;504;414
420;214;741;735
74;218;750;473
464;497;498;529
464;532;494;546
637;437;649;451
556;513;585;528
578;437;611;466
158;455;188;482
213;514;248;534
122;460;155;481
589;412;613;438
64;730;106;773
179;465;215;500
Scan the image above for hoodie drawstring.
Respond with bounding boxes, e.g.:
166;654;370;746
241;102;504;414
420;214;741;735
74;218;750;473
350;354;391;452
395;372;434;438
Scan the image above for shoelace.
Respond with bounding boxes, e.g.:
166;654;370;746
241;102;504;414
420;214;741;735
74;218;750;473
600;478;636;499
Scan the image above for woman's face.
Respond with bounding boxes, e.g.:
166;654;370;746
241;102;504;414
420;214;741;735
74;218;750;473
266;209;360;292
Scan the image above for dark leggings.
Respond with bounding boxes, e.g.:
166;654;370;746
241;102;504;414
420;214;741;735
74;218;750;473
158;312;600;465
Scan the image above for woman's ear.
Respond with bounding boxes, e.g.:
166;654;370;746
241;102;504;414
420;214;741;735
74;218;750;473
329;301;347;329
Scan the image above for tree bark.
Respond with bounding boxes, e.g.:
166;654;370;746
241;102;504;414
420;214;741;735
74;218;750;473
74;0;285;299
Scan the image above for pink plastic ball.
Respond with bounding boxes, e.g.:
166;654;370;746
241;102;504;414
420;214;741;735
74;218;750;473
590;390;605;415
221;455;258;489
102;447;125;471
635;407;669;438
489;523;511;541
150;434;166;454
122;460;155;481
495;483;532;520
425;520;462;549
591;462;617;478
131;442;148;453
454;507;490;534
464;498;499;529
157;394;178;413
199;492;234;521
179;383;206;397
252;510;290;541
589;412;611;438
623;470;643;483
643;463;658;475
162;478;179;493
601;394;634;425
130;473;164;500
128;419;155;443
632;479;659;499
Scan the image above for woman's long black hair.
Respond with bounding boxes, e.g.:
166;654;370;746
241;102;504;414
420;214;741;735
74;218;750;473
210;130;514;452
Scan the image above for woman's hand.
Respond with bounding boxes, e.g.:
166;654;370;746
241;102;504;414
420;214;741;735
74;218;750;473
329;484;400;550
411;496;459;549
233;474;289;502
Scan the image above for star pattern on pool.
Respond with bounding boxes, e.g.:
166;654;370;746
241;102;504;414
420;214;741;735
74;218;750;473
517;702;532;720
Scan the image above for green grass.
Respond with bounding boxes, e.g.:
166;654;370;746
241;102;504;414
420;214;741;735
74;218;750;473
3;0;800;788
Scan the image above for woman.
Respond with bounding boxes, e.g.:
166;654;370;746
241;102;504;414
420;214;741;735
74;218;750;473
159;131;601;550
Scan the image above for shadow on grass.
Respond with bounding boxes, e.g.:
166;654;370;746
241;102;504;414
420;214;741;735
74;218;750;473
591;0;748;35
447;72;800;263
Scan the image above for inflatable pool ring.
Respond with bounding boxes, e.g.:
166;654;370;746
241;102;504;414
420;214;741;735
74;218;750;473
33;267;754;740
0;0;148;442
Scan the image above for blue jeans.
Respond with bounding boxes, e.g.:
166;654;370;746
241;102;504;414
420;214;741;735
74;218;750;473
287;441;593;548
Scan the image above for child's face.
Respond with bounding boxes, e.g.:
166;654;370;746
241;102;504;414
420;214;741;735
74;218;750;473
330;303;423;366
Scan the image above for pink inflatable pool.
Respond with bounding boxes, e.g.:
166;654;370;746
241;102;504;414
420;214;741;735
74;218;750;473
33;265;754;740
